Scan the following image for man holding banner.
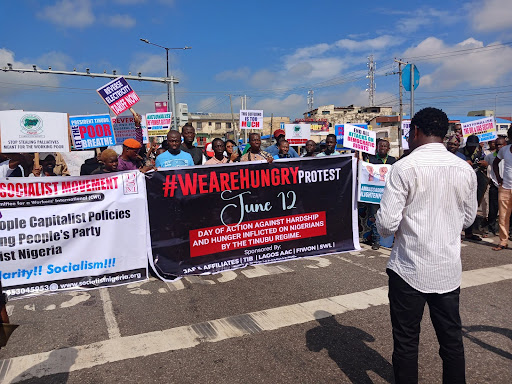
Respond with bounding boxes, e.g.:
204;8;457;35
367;140;396;250
377;107;476;384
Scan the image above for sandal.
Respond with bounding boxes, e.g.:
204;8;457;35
492;245;508;251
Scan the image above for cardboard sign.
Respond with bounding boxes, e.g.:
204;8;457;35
0;110;70;153
402;120;411;150
240;110;263;129
342;124;376;154
284;124;311;145
112;115;149;145
358;160;392;204
146;112;172;137
461;117;497;143
69;114;115;150
97;77;140;115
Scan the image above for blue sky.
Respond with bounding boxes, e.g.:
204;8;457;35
1;0;511;120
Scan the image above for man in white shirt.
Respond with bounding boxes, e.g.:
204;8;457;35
376;107;477;384
492;129;512;250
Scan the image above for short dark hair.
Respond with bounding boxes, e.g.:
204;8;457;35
249;132;260;141
181;123;194;132
279;139;289;146
411;107;449;138
326;134;336;141
212;138;224;147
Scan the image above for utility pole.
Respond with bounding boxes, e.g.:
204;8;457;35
139;39;191;130
394;58;407;156
270;113;274;138
367;55;376;107
229;94;238;145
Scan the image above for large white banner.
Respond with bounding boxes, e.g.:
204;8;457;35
0;171;149;298
0;110;70;153
343;123;376;155
239;110;263;129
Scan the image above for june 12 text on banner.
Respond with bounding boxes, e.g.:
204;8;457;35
145;156;360;279
97;76;140;115
0;171;149;298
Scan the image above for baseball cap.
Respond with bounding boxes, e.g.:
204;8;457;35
123;139;142;149
273;129;285;138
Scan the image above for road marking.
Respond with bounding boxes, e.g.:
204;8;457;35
2;264;511;383
216;271;238;283
99;288;120;340
303;257;331;269
165;279;186;291
240;264;294;278
336;255;387;276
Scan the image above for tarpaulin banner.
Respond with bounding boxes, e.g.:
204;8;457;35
357;160;392;204
97;76;140;115
0;171;149;298
0;110;70;153
69;114;116;149
461;117;497;143
145;156;359;279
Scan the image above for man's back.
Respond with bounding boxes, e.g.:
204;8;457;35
376;143;477;293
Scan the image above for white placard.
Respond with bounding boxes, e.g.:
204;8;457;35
401;120;411;150
239;110;263;130
461;117;497;143
111;115;148;144
342;123;376;155
284;124;311;145
0;110;70;153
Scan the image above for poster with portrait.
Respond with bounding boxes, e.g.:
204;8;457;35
357;160;392;204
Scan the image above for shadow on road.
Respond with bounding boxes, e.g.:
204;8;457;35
462;325;512;360
306;310;393;383
12;348;78;384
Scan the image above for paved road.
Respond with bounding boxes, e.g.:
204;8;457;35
0;237;511;383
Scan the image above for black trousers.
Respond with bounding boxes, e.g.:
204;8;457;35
387;269;465;384
488;184;499;233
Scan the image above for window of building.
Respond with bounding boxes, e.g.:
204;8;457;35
322;111;330;115
215;122;221;129
197;137;207;146
226;122;232;129
197;122;202;129
208;122;212;126
377;131;389;140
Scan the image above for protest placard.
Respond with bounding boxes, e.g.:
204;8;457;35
146;112;172;137
0;171;149;298
357;160;392;204
461;117;497;143
335;124;368;149
154;101;168;113
69;114;115;150
342;124;376;154
97;77;140;115
0;110;70;153
240;110;263;129
401;120;411;150
146;156;359;279
112;115;149;144
284;124;310;145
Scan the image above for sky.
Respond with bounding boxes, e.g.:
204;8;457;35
1;0;512;120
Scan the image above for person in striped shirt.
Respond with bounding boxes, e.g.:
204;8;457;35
376;107;477;384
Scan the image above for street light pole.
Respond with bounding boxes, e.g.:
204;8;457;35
140;38;191;130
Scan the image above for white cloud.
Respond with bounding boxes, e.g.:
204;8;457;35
129;54;166;76
335;35;402;51
38;0;95;28
253;94;303;117
215;67;250;81
402;37;512;89
471;0;512;32
0;48;62;104
103;14;136;29
388;8;455;33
